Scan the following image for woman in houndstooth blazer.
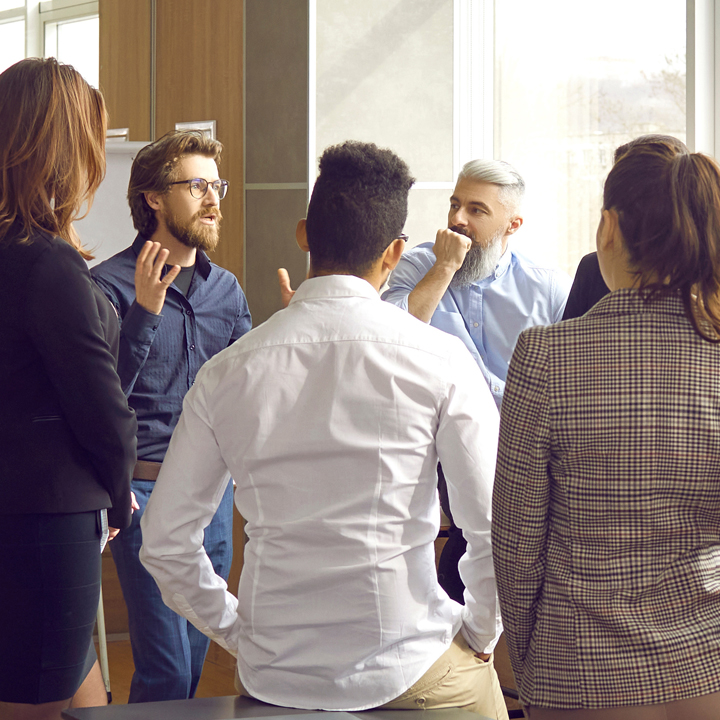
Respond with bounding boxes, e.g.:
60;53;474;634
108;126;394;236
493;141;720;720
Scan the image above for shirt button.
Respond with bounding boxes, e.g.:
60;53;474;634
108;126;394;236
494;386;500;392
186;309;192;316
189;344;195;350
473;322;479;328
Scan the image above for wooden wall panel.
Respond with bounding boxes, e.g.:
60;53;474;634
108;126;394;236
99;0;152;141
155;0;245;284
98;1;246;635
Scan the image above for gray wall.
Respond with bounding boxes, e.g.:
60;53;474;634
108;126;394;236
244;0;456;325
245;0;310;326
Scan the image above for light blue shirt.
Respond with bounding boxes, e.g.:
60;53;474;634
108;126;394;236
382;242;571;407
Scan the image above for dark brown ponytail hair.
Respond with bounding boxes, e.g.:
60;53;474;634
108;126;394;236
603;142;720;341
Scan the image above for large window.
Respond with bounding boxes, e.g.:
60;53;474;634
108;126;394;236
44;12;99;88
494;0;686;275
0;1;25;72
0;17;24;71
0;0;704;284
0;1;99;85
309;0;689;280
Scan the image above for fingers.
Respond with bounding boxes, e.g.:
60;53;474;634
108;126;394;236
437;227;472;250
107;527;120;541
134;241;178;315
278;267;291;292
162;264;182;285
433;228;472;271
137;240;169;280
130;491;140;512
278;268;296;309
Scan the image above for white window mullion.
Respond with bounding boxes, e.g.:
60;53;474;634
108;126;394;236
22;1;40;58
686;0;720;155
455;0;494;176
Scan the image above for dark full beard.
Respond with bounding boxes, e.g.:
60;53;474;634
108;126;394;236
166;208;222;252
450;227;504;288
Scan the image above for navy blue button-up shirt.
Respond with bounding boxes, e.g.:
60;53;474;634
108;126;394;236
92;234;252;461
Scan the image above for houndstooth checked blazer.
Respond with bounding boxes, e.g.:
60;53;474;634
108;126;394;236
492;289;720;710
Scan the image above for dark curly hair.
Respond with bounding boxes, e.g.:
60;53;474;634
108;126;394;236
305;141;415;275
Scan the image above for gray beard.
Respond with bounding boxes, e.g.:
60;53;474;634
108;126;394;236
451;229;504;288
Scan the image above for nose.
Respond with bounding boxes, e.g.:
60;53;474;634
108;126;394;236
450;207;467;226
204;184;220;204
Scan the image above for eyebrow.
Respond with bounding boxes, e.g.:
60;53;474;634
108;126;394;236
449;195;493;214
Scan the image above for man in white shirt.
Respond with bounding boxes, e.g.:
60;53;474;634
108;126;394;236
139;141;507;719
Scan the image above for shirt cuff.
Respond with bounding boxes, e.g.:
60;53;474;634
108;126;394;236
122;300;163;345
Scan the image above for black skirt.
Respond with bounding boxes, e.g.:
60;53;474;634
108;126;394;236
0;511;102;703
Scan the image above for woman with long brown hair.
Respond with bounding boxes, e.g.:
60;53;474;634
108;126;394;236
493;140;720;719
0;58;136;720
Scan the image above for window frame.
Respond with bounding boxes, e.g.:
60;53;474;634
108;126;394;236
0;0;98;59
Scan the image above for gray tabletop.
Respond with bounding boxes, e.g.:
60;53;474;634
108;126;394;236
61;695;488;720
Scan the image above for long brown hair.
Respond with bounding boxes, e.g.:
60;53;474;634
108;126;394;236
604;142;720;341
0;57;107;259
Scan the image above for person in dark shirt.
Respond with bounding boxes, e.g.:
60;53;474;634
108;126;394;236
92;131;251;703
561;251;610;320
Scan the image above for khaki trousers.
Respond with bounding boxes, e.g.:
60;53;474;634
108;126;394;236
235;633;508;719
377;633;508;719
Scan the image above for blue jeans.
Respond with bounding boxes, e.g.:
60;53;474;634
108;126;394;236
110;479;233;703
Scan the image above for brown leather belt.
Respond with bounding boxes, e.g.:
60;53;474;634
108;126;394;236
133;460;162;481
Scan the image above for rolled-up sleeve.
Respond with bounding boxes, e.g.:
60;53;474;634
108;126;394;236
381;251;431;311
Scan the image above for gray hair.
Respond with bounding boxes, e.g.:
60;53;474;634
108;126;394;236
457;159;525;212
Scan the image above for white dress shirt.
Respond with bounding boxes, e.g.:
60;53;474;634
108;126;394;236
140;274;501;711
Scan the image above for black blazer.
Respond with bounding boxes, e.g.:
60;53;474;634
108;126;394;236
562;252;610;320
0;225;137;528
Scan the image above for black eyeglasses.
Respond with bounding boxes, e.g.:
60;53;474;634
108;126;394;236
397;233;409;242
169;178;229;200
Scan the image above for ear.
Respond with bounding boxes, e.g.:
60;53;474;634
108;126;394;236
295;219;310;252
506;214;523;235
145;191;163;211
381;237;405;273
597;208;621;253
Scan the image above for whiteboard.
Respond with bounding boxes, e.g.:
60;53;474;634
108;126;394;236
75;141;149;267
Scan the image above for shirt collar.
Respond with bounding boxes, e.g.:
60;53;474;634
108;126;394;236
289;274;381;305
492;245;512;280
132;233;211;280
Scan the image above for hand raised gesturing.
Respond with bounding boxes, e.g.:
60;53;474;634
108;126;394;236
135;241;181;315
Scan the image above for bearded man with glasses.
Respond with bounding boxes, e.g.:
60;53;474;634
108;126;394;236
92;130;251;703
